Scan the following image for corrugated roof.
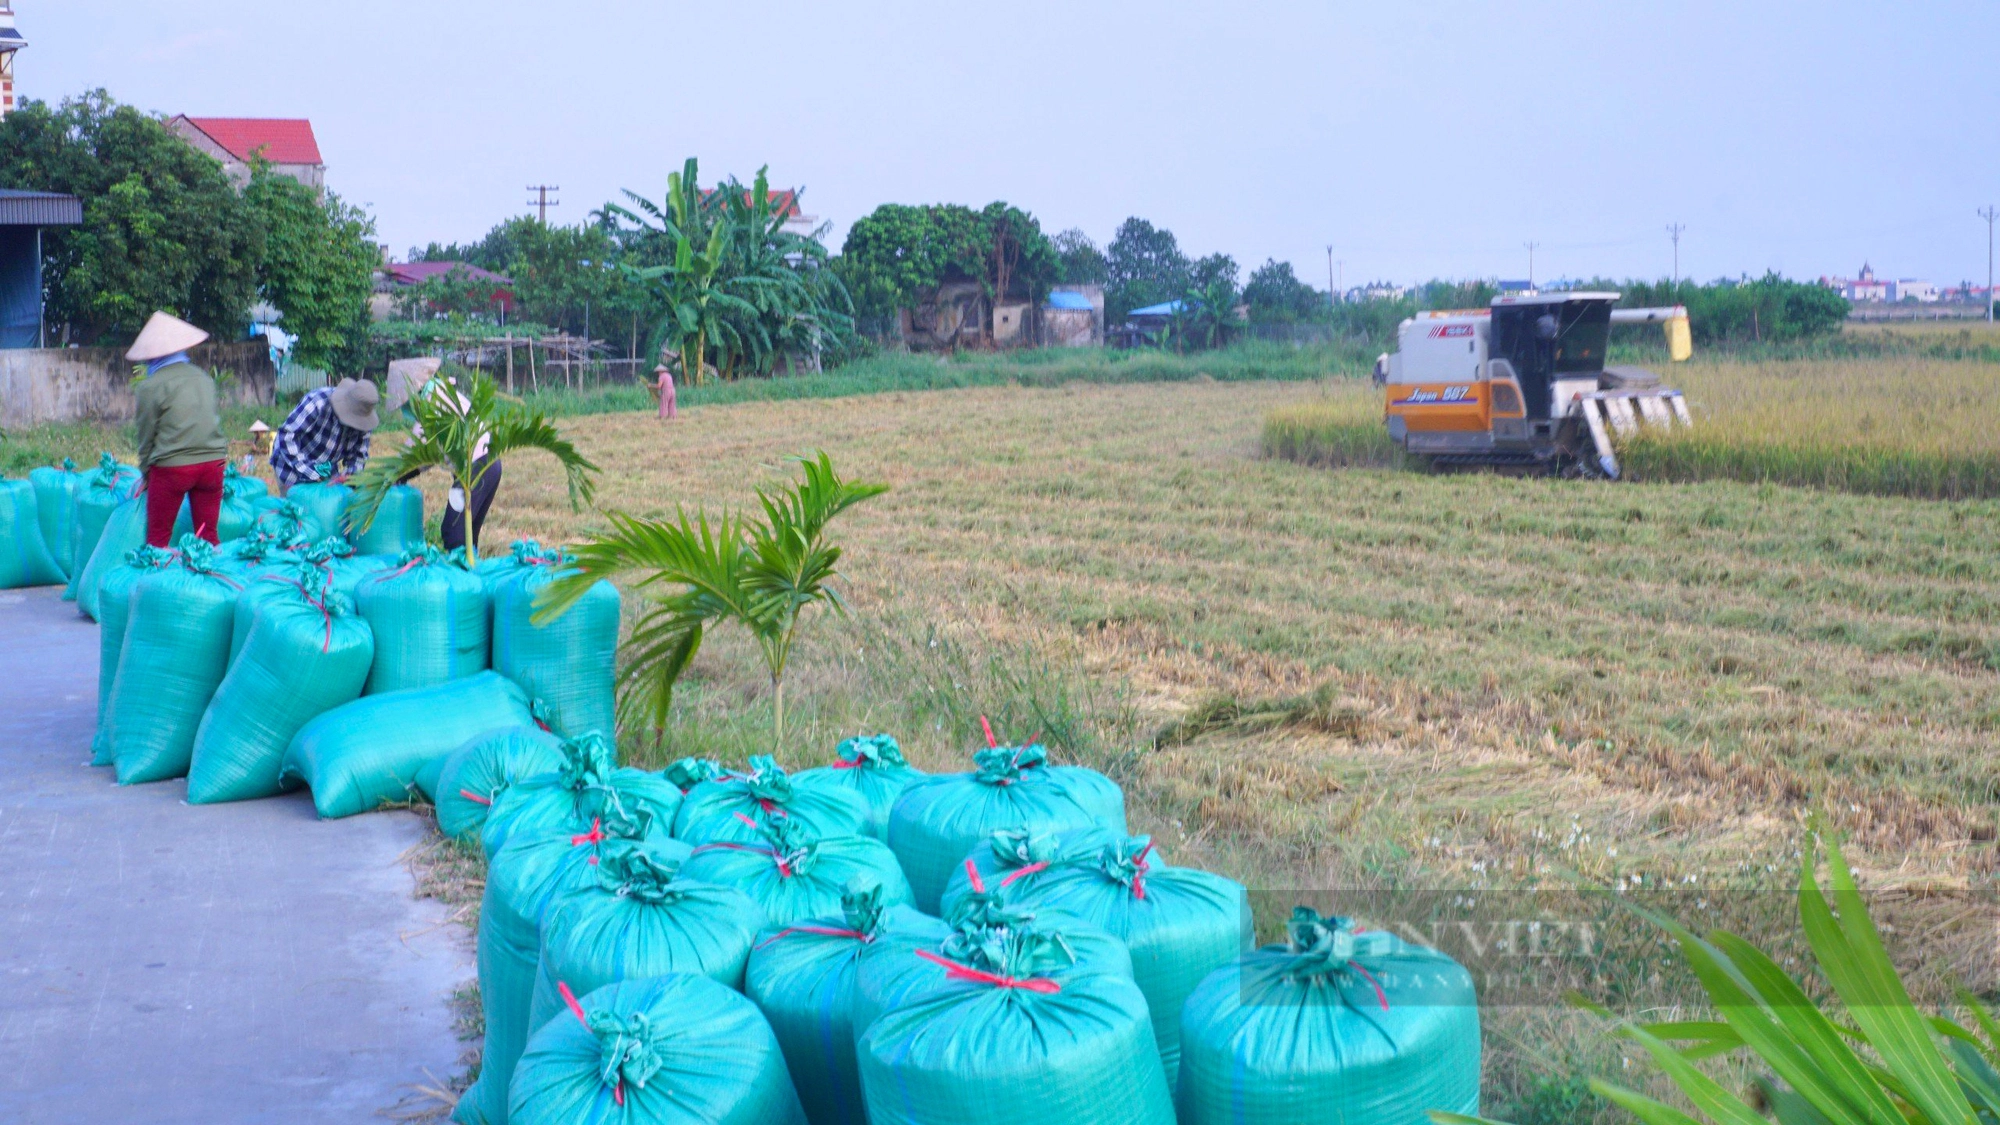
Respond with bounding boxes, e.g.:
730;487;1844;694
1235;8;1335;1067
182;117;324;166
1127;300;1184;317
0;189;81;226
1045;291;1094;311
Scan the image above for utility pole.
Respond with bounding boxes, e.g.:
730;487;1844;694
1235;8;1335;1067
1982;206;1998;322
1665;222;1686;287
1524;241;1539;287
1326;245;1336;310
527;184;561;224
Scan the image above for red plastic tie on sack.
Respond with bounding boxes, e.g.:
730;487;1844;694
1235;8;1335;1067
752;924;872;951
1129;841;1154;901
1348;960;1390;1011
457;788;493;807
557;981;624;1106
693;839;791;877
980;715;998;749
998;861;1048;889
914;948;1062;994
570;818;604;847
963;858;987;895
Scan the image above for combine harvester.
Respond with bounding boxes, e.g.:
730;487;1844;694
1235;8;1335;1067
1374;292;1693;478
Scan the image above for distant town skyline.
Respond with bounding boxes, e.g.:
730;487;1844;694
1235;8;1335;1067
15;1;2000;290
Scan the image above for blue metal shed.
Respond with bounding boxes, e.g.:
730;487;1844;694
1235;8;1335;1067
0;189;82;348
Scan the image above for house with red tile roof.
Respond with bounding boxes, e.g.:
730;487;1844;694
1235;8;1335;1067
165;116;325;191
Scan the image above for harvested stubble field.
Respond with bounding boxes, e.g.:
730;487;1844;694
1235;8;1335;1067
478;372;2000;1120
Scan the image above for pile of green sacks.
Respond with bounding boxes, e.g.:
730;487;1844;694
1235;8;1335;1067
439;729;1479;1125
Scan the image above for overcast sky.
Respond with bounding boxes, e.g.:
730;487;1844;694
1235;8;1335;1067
23;1;2000;288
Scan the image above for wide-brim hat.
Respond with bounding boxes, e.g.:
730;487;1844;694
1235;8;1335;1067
384;357;443;414
330;377;382;432
125;311;210;362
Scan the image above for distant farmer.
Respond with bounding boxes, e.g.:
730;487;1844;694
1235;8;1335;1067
654;363;677;420
385;357;499;552
127;311;229;547
270;376;380;493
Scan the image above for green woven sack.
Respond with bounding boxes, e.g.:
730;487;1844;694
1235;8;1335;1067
250;500;310;548
850;904;1134;1039
746;880;937;1125
1176;908;1481;1125
458;829;688;1125
288;468;352;541
213;491;260;543
65;454;138;601
429;726;565;842
346;482;424;556
491;553;619;738
664;756;725;793
681;818;916;928
480;732;685;861
526;849;766;1036
857;928;1174;1125
280;669;534;818
938;826;1123;918
297;538;395;596
90;546;177;766
188;585;374;804
887;744;1127;912
227;565;332;664
107;539;242;784
0;478;65;589
77;494;187;620
999;835;1251;1085
29;459;81;575
222;463;269;500
674;755;871;846
354;545;490;695
474;539;551;595
793;734;927;840
509;976;806;1125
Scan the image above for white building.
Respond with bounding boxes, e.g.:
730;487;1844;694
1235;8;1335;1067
0;3;26;119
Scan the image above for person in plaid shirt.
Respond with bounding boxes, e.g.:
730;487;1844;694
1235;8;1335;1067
269;378;380;491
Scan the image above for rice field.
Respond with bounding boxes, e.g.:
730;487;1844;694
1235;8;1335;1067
476;375;2000;1122
1265;355;2000;500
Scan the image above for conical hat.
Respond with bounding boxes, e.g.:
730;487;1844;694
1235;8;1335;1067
125;312;210;362
384;357;442;413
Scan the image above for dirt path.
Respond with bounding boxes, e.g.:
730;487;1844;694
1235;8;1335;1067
0;587;470;1124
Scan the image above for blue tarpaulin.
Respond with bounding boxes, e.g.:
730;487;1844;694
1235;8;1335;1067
1126;300;1184;317
1045;292;1094;311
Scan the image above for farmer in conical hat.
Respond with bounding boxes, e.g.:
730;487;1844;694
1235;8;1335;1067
127;311;228;547
269;371;380;494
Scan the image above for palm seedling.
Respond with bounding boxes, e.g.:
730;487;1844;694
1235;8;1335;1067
532;451;886;744
1432;830;2000;1125
347;366;598;564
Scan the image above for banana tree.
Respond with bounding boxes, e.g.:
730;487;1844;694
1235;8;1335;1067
532;451;886;744
607;158;758;384
347;367;598;564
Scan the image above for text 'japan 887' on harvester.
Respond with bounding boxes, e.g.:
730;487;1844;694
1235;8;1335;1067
1374;291;1694;478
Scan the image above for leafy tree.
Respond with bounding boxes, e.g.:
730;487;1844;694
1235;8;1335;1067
1189;253;1238;293
244;166;378;373
977;201;1059;315
1052;228;1108;286
0;90;262;344
1105;217;1190;321
1608;273;1848;344
1243;258;1325;323
392;264;513;322
1170;269;1244;352
835;203;990;322
707;167;855;374
534;452;886;743
505;217;623;337
347;366;596;564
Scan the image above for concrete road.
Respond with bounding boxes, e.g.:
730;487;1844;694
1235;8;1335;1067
0;587;473;1124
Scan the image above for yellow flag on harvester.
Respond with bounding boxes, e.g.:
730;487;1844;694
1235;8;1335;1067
1666;314;1693;362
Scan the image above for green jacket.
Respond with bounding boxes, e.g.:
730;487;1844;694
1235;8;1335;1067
133;360;229;471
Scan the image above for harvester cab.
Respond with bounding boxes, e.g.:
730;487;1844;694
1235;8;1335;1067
1376;292;1693;477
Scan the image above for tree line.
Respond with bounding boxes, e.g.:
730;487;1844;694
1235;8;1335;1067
0;89;1853;380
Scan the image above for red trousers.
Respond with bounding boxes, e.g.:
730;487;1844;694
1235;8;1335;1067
144;460;225;548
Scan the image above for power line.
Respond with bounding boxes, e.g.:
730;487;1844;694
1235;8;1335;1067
1325;245;1335;308
526;185;561;224
1665;223;1686;287
1981;206;1997;323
